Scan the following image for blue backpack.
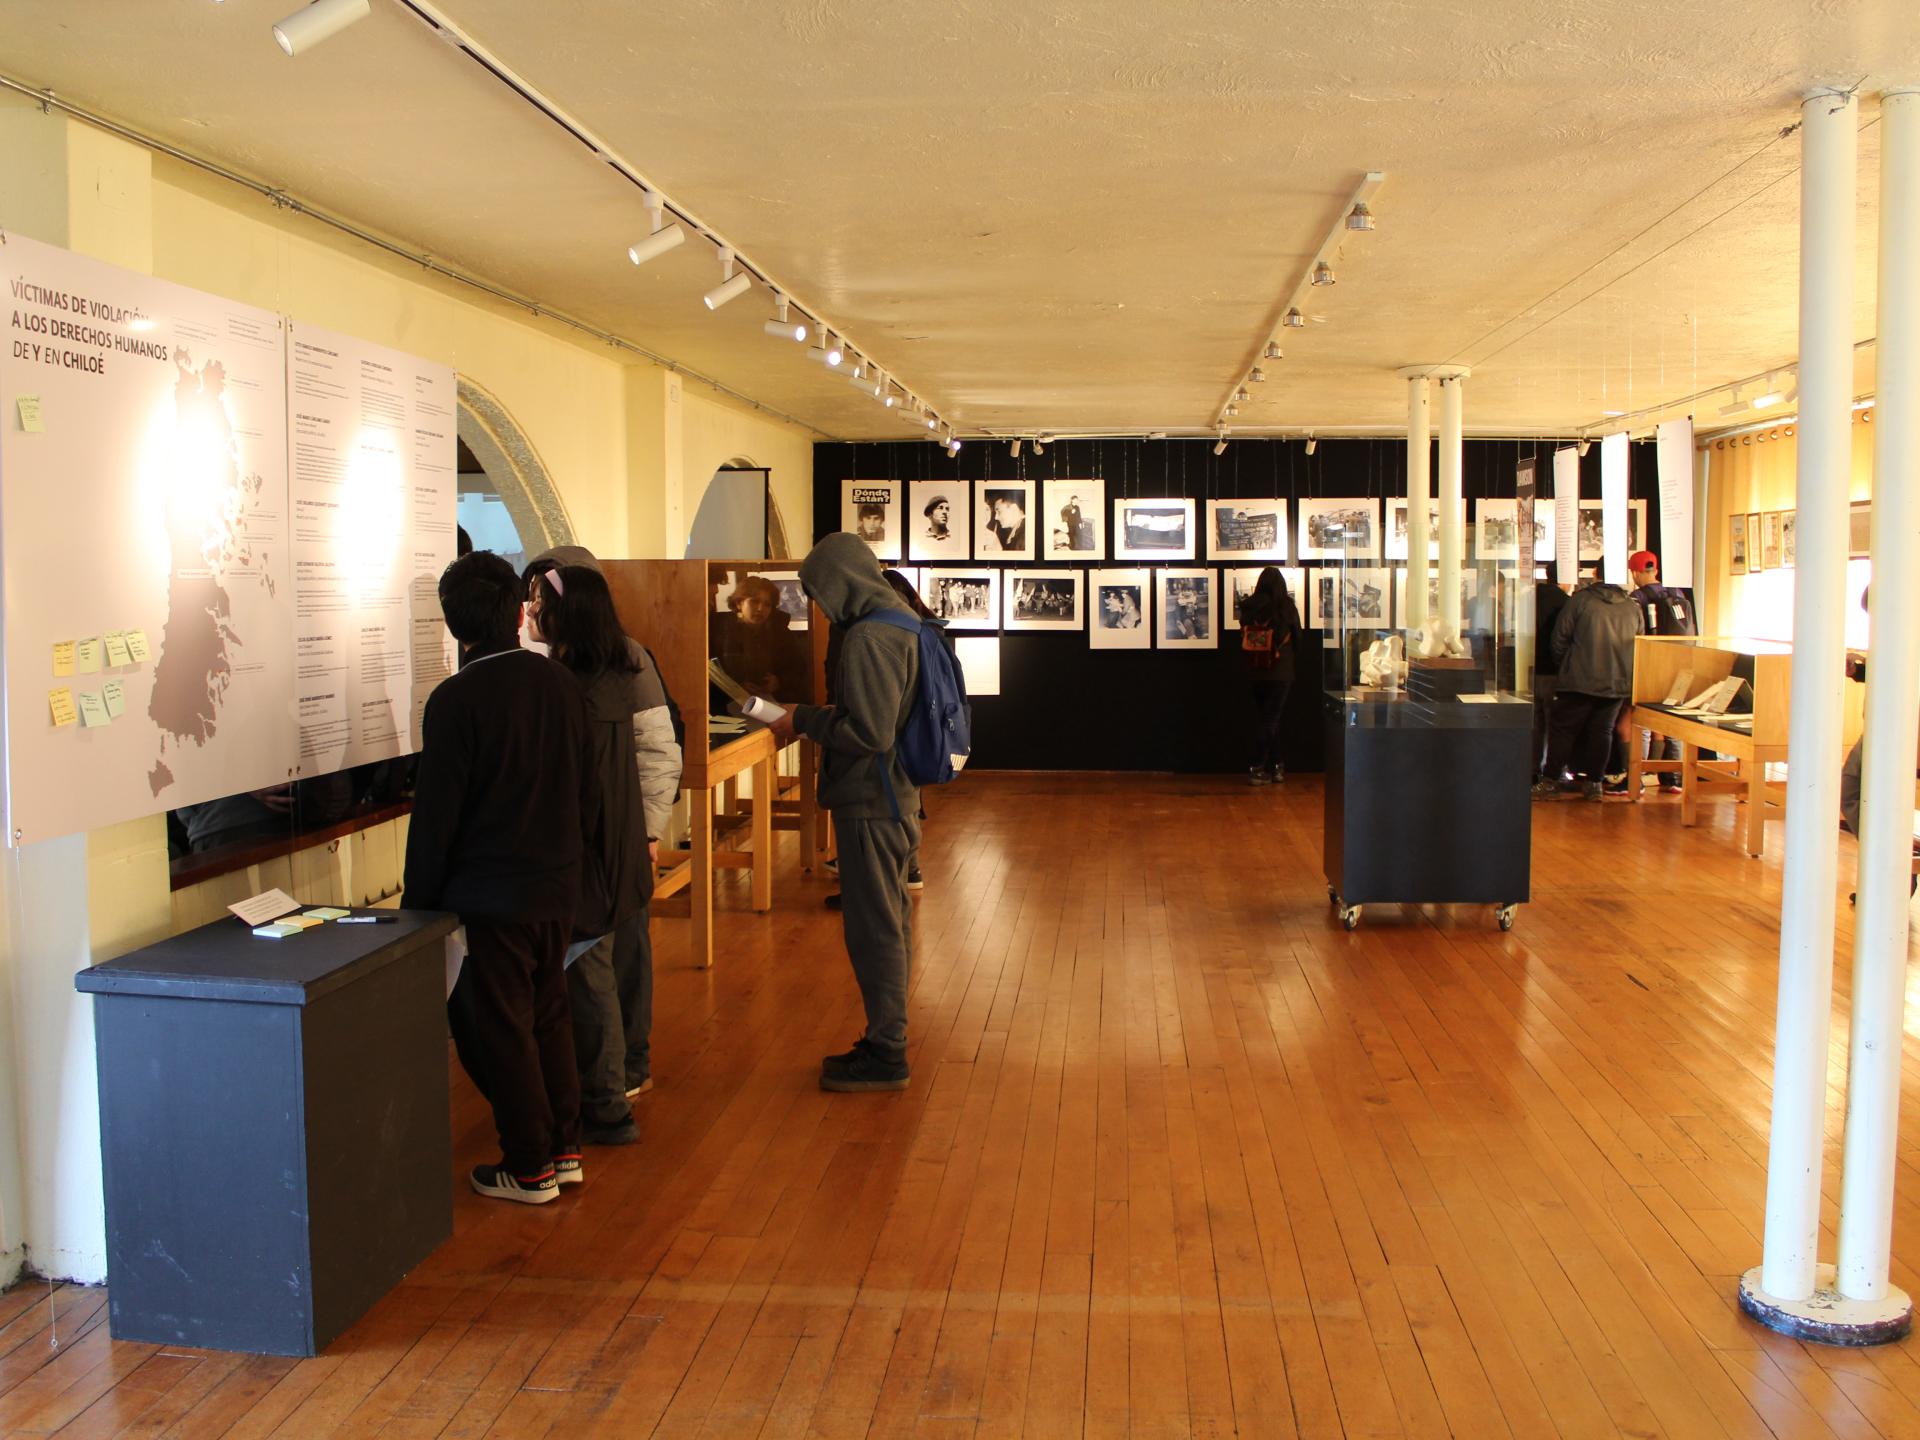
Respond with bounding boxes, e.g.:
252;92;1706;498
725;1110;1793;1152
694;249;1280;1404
854;609;972;816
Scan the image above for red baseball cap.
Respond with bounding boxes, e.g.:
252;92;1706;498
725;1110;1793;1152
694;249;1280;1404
1628;550;1658;572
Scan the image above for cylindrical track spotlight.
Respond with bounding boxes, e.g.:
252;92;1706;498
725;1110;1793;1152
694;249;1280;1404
1283;308;1305;328
1010;439;1023;458
764;318;809;341
1346;202;1376;232
1312;260;1336;286
1264;341;1283;359
1213;436;1229;456
273;0;370;55
1305;436;1319;456
1236;386;1250;402
704;270;751;310
627;224;686;267
1250;368;1266;383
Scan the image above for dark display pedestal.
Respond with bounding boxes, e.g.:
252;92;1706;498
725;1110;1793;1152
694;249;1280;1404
1323;689;1532;929
75;907;458;1356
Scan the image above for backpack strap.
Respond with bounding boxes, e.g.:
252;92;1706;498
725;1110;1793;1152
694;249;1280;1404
849;608;921;823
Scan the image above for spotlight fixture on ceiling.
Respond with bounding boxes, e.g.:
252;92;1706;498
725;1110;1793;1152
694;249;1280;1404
1346;202;1376;232
703;247;752;310
272;0;370;55
849;370;883;397
762;295;808;342
1577;439;1592;457
1305;435;1318;456
1033;436;1048;452
1311;261;1336;287
1010;439;1023;458
1224;404;1239;417
1283;308;1305;328
1235;386;1250;402
1213;434;1229;456
805;332;844;367
1264;341;1283;360
1718;389;1748;417
946;434;963;456
1250;368;1266;383
1752;373;1786;409
626;189;686;267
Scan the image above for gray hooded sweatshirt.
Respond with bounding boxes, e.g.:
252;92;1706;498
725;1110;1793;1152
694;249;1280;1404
793;533;921;818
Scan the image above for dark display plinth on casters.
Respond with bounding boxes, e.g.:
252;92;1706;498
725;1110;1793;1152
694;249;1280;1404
74;908;458;1356
1322;689;1532;929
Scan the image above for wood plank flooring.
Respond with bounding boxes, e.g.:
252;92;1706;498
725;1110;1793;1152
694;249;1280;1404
7;771;1920;1437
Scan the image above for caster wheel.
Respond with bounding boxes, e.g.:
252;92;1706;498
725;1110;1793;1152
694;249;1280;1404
1327;884;1340;908
1340;905;1362;931
1497;904;1518;931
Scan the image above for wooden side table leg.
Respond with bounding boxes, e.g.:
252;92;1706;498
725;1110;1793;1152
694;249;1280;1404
691;785;714;969
1682;743;1699;827
1747;760;1766;857
752;754;774;913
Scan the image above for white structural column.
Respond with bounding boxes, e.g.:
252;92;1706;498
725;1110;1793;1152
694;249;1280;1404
1742;88;1868;1340
1405;374;1432;638
1837;88;1920;1320
1435;373;1466;651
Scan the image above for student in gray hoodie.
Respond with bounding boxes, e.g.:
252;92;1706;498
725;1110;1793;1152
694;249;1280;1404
768;533;920;1091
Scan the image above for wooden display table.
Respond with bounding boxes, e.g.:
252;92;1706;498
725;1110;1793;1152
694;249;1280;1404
1628;637;1790;857
602;559;828;968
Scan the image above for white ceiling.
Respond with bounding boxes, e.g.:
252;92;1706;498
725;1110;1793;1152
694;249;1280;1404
3;0;1915;438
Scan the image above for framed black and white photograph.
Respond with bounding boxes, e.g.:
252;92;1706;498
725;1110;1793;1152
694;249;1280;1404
1298;497;1381;559
1205;498;1289;561
1154;568;1215;649
841;479;902;561
1475;498;1522;563
1042;479;1105;560
1747;510;1767;572
908;481;969;562
1222;566;1306;630
1762;511;1785;570
1782;509;1797;567
1113;497;1197;561
1089;568;1150;650
921;568;1001;631
1393;567;1481;628
1385;498;1464;561
1576;498;1647;562
1729;513;1749;575
1003;569;1084;632
973;479;1036;561
1310;566;1390;630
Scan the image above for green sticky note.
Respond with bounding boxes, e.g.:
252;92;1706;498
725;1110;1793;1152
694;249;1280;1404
125;629;151;664
74;638;102;673
102;632;132;668
302;907;350;921
252;922;304;939
76;690;108;728
102;679;126;720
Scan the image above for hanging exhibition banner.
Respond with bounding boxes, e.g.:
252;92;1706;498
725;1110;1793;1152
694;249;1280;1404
1601;432;1630;584
1656;417;1695;587
0;233;456;844
1553;446;1580;582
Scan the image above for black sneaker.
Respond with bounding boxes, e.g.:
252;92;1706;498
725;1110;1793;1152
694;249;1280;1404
1247;767;1270;786
470;1162;558;1205
906;867;924;892
581;1114;638;1146
553;1152;584;1187
1603;773;1628;795
820;1042;909;1093
1269;765;1285;784
1530;779;1573;800
1582;780;1604;802
824;891;842;911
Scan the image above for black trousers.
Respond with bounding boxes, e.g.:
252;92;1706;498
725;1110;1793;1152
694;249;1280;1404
567;905;654;1124
448;916;580;1176
1545;691;1624;781
1249;673;1291;771
1532;674;1558;777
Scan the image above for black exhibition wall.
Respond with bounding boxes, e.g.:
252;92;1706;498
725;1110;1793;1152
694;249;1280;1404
812;437;1662;774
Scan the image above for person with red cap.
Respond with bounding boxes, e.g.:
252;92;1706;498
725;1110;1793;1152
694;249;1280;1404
1608;550;1699;793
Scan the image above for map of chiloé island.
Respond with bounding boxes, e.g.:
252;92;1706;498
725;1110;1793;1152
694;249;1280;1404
146;349;273;798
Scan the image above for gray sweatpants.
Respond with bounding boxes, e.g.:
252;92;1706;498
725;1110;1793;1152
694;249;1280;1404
836;814;919;1054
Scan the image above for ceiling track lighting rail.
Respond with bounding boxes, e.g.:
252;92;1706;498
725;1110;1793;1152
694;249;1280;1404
377;0;949;438
0;71;841;440
1210;169;1384;429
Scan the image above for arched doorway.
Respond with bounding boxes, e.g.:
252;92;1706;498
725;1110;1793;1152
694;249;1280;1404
457;378;575;567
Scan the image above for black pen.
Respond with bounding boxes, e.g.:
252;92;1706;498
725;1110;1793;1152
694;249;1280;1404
336;915;398;924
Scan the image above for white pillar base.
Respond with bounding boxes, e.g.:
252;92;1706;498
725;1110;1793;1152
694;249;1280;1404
1739;1265;1913;1346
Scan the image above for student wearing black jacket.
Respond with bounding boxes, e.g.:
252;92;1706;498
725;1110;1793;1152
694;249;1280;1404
1236;567;1303;784
404;551;597;1205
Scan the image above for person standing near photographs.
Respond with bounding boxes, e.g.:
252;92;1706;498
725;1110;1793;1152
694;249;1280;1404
1236;566;1302;785
406;551;594;1205
768;534;920;1092
525;546;682;1121
1534;575;1644;800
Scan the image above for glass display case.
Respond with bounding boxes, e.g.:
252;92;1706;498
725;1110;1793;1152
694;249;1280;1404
1319;501;1537;929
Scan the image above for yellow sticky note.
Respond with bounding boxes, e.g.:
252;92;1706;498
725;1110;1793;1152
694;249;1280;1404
103;632;132;668
75;638;102;673
16;396;43;432
102;679;126;720
125;630;151;664
48;688;77;727
77;690;108;728
52;641;75;677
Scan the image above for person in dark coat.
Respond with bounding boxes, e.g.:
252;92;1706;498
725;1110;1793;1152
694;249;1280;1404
1534;578;1645;800
1236;567;1303;784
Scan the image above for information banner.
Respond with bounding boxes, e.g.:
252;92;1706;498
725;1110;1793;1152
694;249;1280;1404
1601;432;1630;584
1656;417;1695;587
1;233;295;843
1553;446;1580;582
286;323;456;776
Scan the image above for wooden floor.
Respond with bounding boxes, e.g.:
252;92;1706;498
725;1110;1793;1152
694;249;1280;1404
7;772;1920;1437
